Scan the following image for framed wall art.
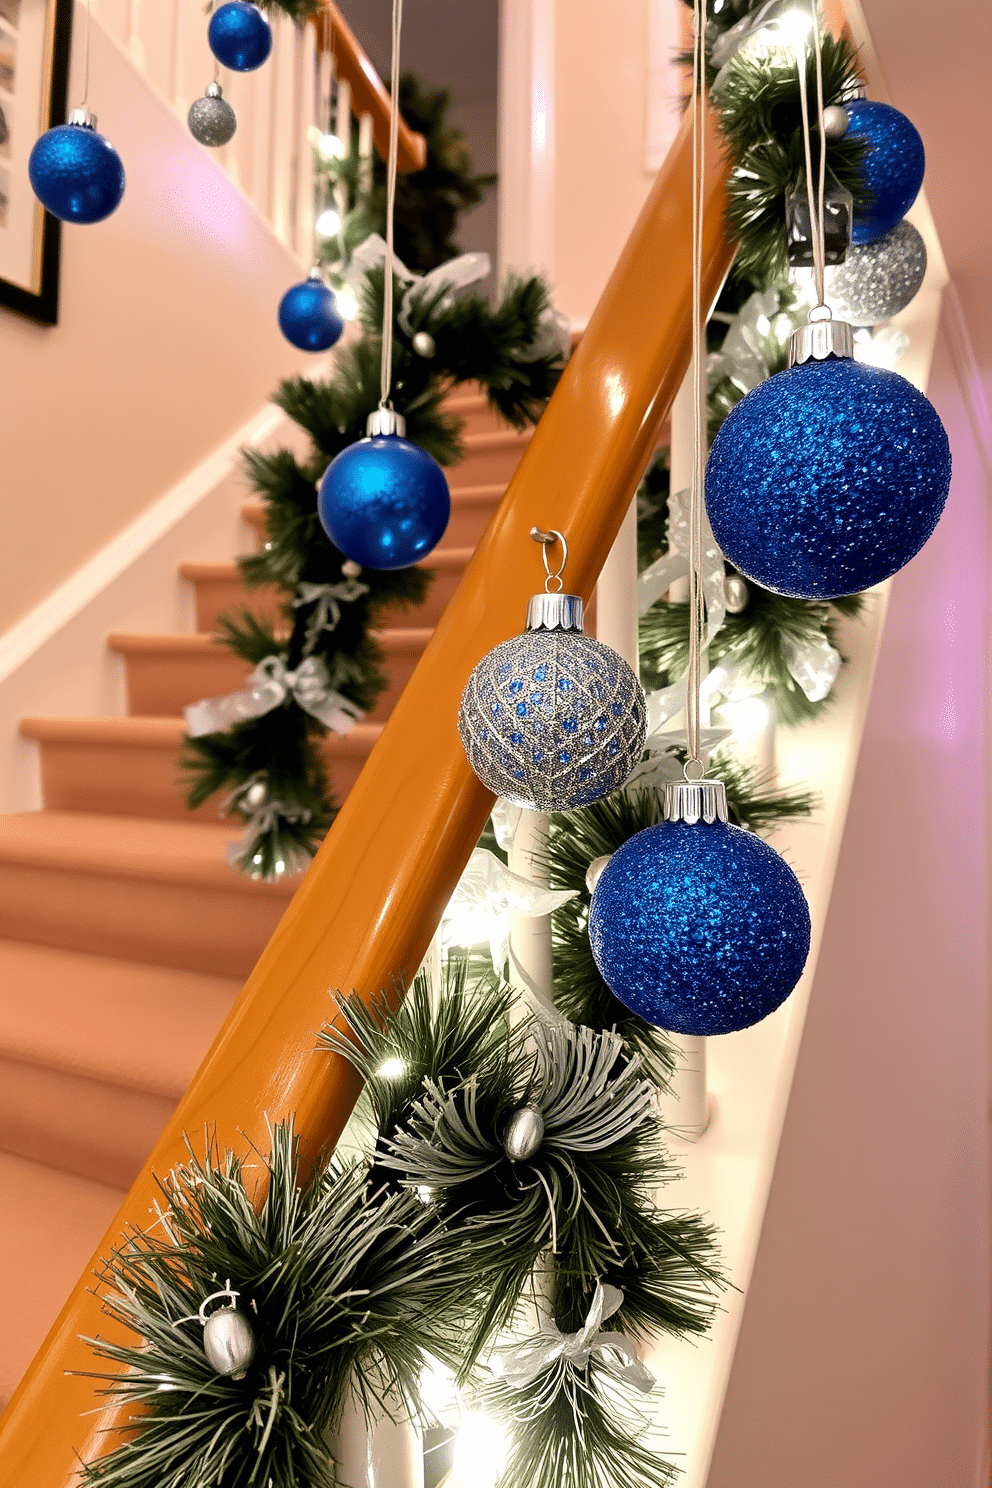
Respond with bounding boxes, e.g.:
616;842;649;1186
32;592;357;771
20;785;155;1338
0;0;72;325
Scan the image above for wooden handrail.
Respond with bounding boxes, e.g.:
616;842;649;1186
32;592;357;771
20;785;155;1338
317;2;427;173
0;106;733;1479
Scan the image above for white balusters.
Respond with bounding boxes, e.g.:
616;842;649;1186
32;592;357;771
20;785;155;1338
296;20;318;262
169;0;187;114
270;13;297;246
358;112;374;201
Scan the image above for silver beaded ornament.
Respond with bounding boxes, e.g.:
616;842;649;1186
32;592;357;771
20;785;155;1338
187;1285;256;1380
458;529;647;812
188;82;237;148
503;1105;545;1162
823;219;927;325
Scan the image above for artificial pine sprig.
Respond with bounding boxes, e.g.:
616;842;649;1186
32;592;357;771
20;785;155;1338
78;1123;476;1488
547;767;816;1064
639;588;865;728
716;32;867;285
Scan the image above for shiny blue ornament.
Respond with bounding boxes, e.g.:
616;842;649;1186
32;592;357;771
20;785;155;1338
845;99;925;244
318;429;450;570
589;813;811;1037
28;114;125;224
278;276;344;352
705;356;951;599
208;2;272;72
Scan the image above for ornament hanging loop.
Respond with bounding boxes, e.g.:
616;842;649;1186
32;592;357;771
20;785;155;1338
683;758;706;782
530;527;568;593
198;1286;241;1324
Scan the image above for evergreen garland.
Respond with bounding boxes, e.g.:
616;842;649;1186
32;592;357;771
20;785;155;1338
182;263;565;879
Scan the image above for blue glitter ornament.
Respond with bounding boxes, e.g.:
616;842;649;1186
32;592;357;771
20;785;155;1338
28;109;125;224
845;99;925;245
318;409;450;569
459;534;646;811
207;2;272;72
589;778;810;1036
705;321;951;599
278;272;344;352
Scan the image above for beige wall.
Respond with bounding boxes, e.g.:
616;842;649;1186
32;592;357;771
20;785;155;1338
0;13;309;634
551;0;682;326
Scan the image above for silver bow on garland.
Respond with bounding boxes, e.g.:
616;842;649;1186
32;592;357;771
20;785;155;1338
293;577;369;655
344;234;491;335
443;848;577;975
185;655;364;739
493;1281;654;1394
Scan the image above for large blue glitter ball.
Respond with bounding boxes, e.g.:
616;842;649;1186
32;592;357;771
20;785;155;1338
208;2;272;71
318;434;450;569
459;631;647;811
705;357;951;599
845;99;925;244
589;820;811;1036
28;123;125;224
278;279;344;352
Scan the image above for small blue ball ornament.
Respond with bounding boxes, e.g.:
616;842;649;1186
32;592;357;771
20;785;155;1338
208;2;272;72
845;99;925;244
278;272;344;352
28;109;125;224
459;587;647;812
318;409;450;569
705;319;951;599
589;778;811;1036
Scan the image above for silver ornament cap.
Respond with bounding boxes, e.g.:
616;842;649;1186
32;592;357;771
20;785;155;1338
526;592;584;633
503;1105;545;1162
789;316;854;367
203;1308;256;1379
69;107;98;129
366;406;406;437
663;777;729;825
188;84;237;147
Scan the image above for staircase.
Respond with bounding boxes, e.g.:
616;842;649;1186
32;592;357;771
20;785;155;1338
0;388;530;1409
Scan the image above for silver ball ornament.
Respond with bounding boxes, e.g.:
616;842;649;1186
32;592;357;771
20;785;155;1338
203;1308;256;1379
188;82;237;148
503;1105;545;1162
412;330;436;358
821;104;850;141
341;559;363;579
585;854;612;894
459;594;647;812
723;573;749;614
823;219;928;325
244;780;267;810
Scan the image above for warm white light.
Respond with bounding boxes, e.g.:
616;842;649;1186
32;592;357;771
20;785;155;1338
755;313;771;336
853;325;908;369
419;1357;458;1419
721;694;772;740
318;131;345;160
376;1056;406;1079
441;904;499;950
335;284;359;321
315;207;342;238
451;1413;507;1488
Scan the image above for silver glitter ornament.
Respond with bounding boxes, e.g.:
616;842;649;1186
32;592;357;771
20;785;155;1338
244;780;267;809
412;330;436;357
459;540;647;812
203;1307;255;1379
503;1105;545;1162
723;573;749;613
823;219;927;325
188;82;237;148
821;104;849;140
586;854;612;893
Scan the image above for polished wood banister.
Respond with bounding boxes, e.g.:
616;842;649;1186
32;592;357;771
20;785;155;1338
316;2;427;172
0;106;733;1480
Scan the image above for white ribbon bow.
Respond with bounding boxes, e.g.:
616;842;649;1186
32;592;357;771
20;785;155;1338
443;848;576;975
293;577;370;654
493;1282;654;1394
184;655;364;738
344;234;491;335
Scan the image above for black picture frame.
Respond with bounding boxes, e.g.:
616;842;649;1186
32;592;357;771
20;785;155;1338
0;0;73;326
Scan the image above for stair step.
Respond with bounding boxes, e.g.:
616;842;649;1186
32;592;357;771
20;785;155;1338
0;1152;126;1409
0;813;294;976
107;627;431;719
20;716;384;819
180;546;473;634
0;940;239;1188
242;483;504;555
449;426;532;486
